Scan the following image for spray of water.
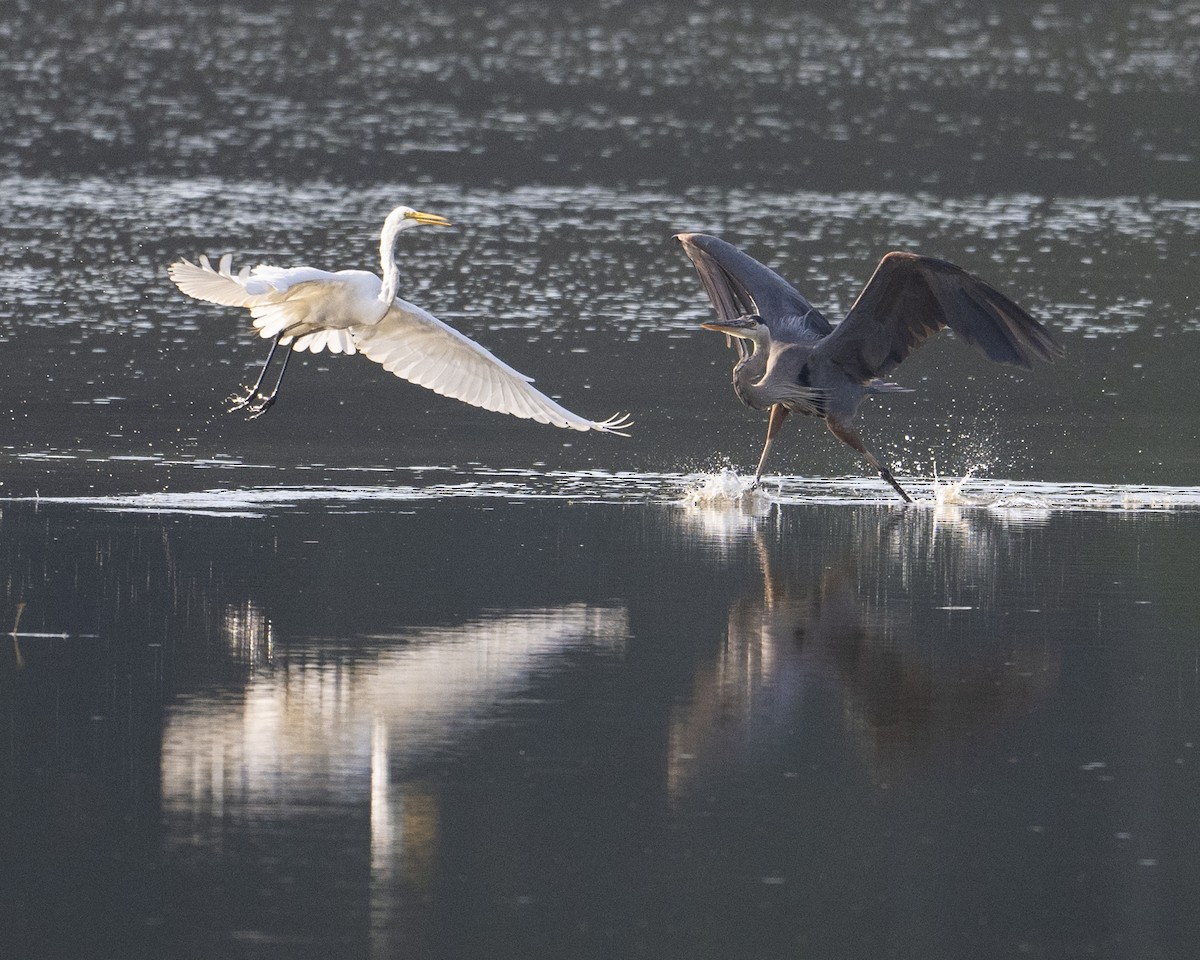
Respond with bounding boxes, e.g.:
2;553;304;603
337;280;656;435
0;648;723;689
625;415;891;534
680;468;772;509
929;461;983;507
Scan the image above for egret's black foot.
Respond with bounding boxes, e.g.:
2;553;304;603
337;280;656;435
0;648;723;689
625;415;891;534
244;395;276;419
226;387;256;411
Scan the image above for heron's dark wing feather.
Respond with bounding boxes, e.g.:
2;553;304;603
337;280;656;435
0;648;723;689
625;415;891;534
813;252;1063;382
677;233;834;336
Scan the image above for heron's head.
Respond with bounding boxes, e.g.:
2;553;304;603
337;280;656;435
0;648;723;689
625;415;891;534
701;313;768;342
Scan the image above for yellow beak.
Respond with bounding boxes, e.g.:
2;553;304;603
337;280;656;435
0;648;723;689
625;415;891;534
405;210;453;227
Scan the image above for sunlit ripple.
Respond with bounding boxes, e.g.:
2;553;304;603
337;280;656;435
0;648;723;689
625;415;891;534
4;175;1199;342
17;468;1200;515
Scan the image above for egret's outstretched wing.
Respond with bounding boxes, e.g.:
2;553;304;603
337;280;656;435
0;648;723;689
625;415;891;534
167;256;360;355
352;301;632;434
675;233;834;335
814;252;1064;382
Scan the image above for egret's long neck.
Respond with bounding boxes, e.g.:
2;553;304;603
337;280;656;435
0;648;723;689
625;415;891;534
731;336;771;409
378;225;402;305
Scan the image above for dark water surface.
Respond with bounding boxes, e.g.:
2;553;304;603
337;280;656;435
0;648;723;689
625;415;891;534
2;0;1200;958
2;497;1199;960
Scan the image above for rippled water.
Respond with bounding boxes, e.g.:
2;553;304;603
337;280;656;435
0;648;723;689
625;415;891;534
2;175;1198;496
2;2;1199;959
20;468;1200;517
3;0;1199;194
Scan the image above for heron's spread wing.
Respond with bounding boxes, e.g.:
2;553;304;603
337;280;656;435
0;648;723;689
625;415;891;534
352;301;632;434
814;252;1064;382
677;233;833;336
167;255;359;355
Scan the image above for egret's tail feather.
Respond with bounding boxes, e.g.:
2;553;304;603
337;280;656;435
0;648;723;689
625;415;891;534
170;254;356;356
168;255;257;307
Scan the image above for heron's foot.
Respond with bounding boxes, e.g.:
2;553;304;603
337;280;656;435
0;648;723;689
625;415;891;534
244;394;277;419
226;386;257;411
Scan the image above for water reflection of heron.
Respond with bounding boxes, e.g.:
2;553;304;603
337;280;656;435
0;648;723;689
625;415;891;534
168;206;632;433
668;517;1059;793
676;233;1064;500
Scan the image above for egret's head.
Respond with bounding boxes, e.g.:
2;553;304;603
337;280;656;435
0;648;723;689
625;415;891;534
381;205;452;240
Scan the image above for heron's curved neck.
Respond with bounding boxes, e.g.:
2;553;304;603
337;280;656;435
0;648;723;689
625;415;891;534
731;338;771;409
378;227;402;305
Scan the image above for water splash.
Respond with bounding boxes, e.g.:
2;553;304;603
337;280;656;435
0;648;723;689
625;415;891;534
923;465;1059;520
680;469;772;510
930;463;982;509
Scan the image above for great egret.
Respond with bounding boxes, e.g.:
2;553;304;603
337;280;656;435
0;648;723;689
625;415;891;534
168;206;632;434
676;233;1063;501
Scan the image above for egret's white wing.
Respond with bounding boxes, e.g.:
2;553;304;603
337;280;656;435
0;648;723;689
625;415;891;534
353;301;632;434
168;256;360;355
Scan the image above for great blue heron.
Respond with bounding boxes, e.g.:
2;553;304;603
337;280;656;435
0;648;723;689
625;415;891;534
168;206;632;434
676;233;1063;501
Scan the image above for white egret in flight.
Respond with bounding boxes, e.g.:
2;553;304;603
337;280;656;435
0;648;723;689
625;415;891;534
167;206;632;434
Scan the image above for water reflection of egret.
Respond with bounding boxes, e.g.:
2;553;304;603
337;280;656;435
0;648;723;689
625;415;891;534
221;601;273;664
161;602;628;833
168;206;632;433
161;602;628;955
9;601;26;669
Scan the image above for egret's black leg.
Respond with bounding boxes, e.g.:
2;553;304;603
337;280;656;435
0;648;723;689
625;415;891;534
751;403;791;488
825;418;912;503
245;343;294;419
228;336;283;411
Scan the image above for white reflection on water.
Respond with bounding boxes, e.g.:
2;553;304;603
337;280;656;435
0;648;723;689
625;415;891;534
221;601;272;664
22;469;1200;515
161;601;627;938
4;176;1199;345
163;603;626;805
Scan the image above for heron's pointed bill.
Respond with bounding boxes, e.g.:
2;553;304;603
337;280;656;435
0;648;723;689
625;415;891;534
700;316;759;339
404;210;453;227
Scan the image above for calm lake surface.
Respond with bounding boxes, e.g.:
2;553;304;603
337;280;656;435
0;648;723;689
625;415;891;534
2;1;1199;958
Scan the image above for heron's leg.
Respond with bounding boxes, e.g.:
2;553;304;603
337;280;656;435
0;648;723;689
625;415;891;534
752;404;791;485
825;418;912;503
228;336;283;410
245;343;294;419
